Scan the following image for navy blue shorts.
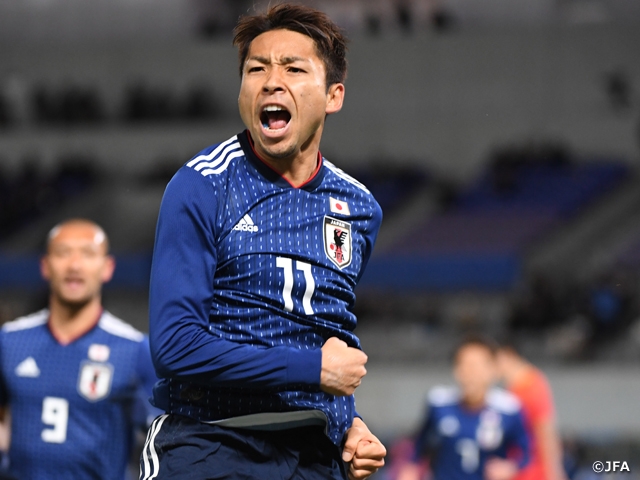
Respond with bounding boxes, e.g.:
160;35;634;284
140;414;348;479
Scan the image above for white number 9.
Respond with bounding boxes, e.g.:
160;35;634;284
41;397;69;443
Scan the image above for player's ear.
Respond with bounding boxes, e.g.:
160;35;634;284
325;83;344;115
101;255;116;283
40;256;51;281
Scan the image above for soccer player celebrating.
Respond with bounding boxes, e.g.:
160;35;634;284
497;341;567;480
142;3;386;480
399;336;530;480
0;219;159;480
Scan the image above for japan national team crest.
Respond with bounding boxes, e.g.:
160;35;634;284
476;410;503;450
77;361;113;402
324;216;352;269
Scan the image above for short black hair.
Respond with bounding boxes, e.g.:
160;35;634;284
233;3;348;88
452;333;499;362
495;334;523;356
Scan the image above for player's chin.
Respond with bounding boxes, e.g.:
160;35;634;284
261;141;297;161
59;293;94;308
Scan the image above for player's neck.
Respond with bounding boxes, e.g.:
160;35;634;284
462;393;486;411
250;134;322;187
48;296;103;345
277;155;319;187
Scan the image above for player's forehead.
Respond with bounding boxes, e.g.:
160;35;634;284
455;344;495;364
48;222;106;251
246;29;322;66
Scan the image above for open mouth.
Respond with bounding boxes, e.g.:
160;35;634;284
260;105;291;131
64;277;85;288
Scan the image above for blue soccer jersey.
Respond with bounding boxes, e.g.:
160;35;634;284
412;386;530;480
0;309;159;480
149;130;382;445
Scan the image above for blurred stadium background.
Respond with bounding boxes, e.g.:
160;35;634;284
1;0;640;477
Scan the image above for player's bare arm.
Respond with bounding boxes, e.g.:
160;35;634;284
484;457;519;480
535;420;569;480
342;417;386;480
396;463;422;480
320;337;367;396
0;406;8;452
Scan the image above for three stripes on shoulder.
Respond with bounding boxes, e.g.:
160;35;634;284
187;136;241;177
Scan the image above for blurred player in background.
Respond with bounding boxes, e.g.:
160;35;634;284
143;3;386;480
0;219;159;480
497;341;567;480
399;336;530;480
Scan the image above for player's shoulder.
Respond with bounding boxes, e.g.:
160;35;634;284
486;387;522;415
529;366;551;388
323;159;373;196
1;309;48;334
322;159;382;221
183;134;243;180
427;385;461;407
98;311;145;343
160;134;244;207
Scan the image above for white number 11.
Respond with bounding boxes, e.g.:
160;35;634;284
276;257;315;315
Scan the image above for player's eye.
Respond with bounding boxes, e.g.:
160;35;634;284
51;248;70;257
247;66;264;73
288;67;304;73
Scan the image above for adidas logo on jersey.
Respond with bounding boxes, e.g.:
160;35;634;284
233;214;259;232
15;356;40;377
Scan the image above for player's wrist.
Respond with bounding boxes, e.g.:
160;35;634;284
351;416;366;429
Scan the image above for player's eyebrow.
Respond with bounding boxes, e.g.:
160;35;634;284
247;55;308;65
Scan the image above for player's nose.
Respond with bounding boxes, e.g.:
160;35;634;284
67;252;84;269
262;68;285;94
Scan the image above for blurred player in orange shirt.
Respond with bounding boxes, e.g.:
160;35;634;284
497;342;567;480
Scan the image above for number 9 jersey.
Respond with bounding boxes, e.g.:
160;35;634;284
148;130;383;446
412;386;530;480
0;310;159;480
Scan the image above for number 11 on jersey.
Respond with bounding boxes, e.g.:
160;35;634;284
276;257;315;315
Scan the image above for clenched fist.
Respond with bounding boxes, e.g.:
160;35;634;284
320;337;367;396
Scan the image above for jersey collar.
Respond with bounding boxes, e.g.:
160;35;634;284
238;130;325;191
47;307;103;346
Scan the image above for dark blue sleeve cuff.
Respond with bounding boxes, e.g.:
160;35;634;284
286;348;322;386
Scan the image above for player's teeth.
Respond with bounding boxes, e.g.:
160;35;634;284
263;105;284;112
